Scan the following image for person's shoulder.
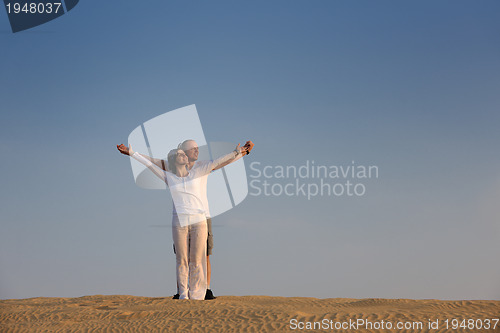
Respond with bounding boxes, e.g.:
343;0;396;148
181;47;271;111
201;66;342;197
194;160;212;168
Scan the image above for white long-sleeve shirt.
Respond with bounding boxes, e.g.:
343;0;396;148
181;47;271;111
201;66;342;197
131;150;240;226
191;151;244;218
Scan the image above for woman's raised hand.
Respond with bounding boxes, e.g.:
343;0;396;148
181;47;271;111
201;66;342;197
117;144;134;156
234;143;245;154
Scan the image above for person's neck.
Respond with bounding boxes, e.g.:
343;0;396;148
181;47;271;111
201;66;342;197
176;165;188;177
187;160;196;170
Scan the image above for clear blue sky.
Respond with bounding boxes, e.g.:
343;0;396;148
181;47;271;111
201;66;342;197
1;0;499;300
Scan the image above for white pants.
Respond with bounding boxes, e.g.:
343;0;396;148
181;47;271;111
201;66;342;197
172;217;207;300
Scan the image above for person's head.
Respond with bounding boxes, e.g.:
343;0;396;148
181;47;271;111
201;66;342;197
179;139;199;162
167;149;188;174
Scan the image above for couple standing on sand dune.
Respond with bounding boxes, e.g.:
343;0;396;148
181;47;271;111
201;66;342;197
117;139;255;300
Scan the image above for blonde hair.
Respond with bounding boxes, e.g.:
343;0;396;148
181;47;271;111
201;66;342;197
167;149;182;174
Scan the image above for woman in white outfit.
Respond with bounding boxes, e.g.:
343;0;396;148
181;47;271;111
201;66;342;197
125;144;243;300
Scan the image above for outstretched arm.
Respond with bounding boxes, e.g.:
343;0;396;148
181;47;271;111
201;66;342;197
117;144;168;171
203;143;247;174
212;140;255;171
117;144;168;182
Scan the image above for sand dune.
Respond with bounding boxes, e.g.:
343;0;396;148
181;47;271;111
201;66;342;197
1;295;498;332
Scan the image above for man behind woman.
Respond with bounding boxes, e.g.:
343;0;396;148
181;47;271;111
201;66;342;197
117;140;253;300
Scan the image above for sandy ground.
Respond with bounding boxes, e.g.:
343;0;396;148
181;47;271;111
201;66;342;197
0;295;498;332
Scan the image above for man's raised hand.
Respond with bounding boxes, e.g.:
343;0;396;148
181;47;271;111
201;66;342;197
243;141;254;154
